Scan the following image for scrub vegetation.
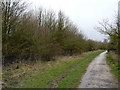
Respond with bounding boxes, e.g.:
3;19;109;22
2;0;108;88
106;51;120;79
2;0;106;65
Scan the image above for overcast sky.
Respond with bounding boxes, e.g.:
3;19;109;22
26;0;119;41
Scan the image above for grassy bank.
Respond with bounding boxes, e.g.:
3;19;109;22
3;50;104;88
106;52;120;79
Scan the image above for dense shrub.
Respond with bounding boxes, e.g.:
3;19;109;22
2;0;107;65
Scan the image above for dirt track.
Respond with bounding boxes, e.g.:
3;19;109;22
78;51;118;88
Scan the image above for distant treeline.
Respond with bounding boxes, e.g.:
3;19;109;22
2;0;107;65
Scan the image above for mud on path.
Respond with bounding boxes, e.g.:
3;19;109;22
78;51;118;88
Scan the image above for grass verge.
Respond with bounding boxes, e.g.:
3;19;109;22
57;50;103;88
3;50;104;88
106;52;120;80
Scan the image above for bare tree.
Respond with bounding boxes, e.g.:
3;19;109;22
96;18;120;65
2;0;27;63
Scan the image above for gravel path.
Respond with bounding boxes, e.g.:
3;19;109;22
78;51;118;88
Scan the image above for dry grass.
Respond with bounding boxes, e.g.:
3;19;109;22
3;50;102;87
56;51;98;61
106;51;120;81
110;51;118;60
109;51;119;65
3;51;96;79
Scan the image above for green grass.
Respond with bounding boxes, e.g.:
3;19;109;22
3;50;104;88
19;50;104;88
106;53;120;79
58;51;103;88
